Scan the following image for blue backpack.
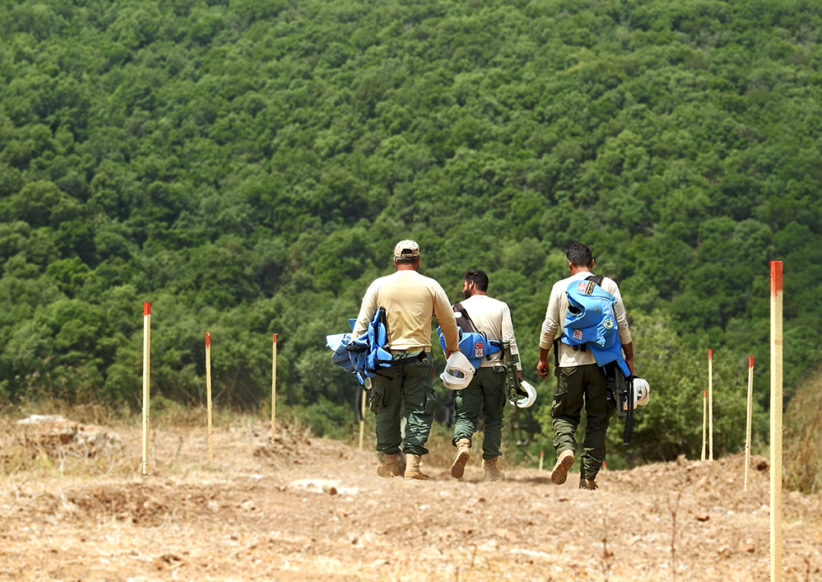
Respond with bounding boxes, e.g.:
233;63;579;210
560;275;631;378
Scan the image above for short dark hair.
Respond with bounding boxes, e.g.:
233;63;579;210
464;269;489;292
396;255;420;265
566;243;594;268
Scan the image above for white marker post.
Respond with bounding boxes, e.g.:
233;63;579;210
744;356;754;490
539;449;544;471
358;389;366;450
271;333;277;443
770;261;783;582
142;302;151;476
708;348;714;461
701;389;707;462
206;332;213;464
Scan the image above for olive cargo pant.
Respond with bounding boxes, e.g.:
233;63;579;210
452;367;507;461
371;353;435;457
552;364;615;481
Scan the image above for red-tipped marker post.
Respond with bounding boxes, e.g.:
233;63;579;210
701;389;707;462
271;333;277;443
142;302;151;475
770;262;783;581
206;332;213;463
708;348;714;461
744;355;754;490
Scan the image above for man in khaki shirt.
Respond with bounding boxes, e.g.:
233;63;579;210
353;240;459;479
536;243;633;490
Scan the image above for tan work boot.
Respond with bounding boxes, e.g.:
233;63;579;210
450;439;471;479
551;449;575;485
482;456;505;482
579;476;598;490
376;453;400;478
404;454;430;480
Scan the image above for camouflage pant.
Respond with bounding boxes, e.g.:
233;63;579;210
371;353;435;456
552;364;616;480
451;367;507;461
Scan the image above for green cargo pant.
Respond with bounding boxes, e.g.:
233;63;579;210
452;366;507;461
371;352;435;457
552;364;615;481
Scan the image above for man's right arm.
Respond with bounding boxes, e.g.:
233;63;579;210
536;283;561;378
352;280;380;337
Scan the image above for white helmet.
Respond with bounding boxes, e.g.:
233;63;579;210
515;380;537;408
623;377;650;410
440;352;475;390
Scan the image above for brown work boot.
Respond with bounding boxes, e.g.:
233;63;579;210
376;453;400;478
551;449;575;485
482;456;505;482
579;476;598;490
450;439;471;479
404;454;430;480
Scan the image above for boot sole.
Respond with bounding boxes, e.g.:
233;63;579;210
550;452;575;485
450;450;470;479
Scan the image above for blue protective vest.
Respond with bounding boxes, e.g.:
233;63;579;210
560;277;630;378
437;302;501;369
331;307;421;385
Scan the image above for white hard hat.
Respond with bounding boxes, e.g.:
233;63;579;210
515;380;537;408
623;377;650;410
440;352;475;390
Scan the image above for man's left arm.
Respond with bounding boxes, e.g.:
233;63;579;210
607;278;634;375
501;304;522;372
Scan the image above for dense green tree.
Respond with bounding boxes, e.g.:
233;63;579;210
1;0;820;472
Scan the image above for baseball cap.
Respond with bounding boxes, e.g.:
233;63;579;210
393;239;420;259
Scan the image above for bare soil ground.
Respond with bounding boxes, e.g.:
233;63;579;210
0;415;820;581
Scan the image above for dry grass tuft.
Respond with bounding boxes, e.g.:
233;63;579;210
784;369;822;494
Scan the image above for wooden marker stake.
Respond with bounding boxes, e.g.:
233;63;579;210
744;356;754;490
142;302;151;476
539;449;544;471
770;261;783;582
708;348;714;461
271;333;277;443
701;390;707;462
206;332;213;464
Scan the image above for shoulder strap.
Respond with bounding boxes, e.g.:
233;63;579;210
586;274;604;286
452;302;478;334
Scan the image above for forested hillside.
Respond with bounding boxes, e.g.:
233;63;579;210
1;0;821;471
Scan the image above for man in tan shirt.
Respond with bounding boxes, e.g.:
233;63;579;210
353;240;459;479
536;243;633;490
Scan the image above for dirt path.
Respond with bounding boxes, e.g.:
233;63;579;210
0;417;819;581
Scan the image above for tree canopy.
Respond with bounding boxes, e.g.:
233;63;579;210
1;0;820;467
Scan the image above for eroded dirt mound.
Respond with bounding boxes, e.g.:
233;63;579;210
1;414;123;470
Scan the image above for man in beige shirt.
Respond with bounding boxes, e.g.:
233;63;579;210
353;240;459;479
536;243;633;490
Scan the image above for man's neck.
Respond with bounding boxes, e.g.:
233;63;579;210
569;265;592;276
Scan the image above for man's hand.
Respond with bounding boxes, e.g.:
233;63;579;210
536;359;550;378
445;348;456;359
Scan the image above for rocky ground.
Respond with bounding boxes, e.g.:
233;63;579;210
0;414;819;581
